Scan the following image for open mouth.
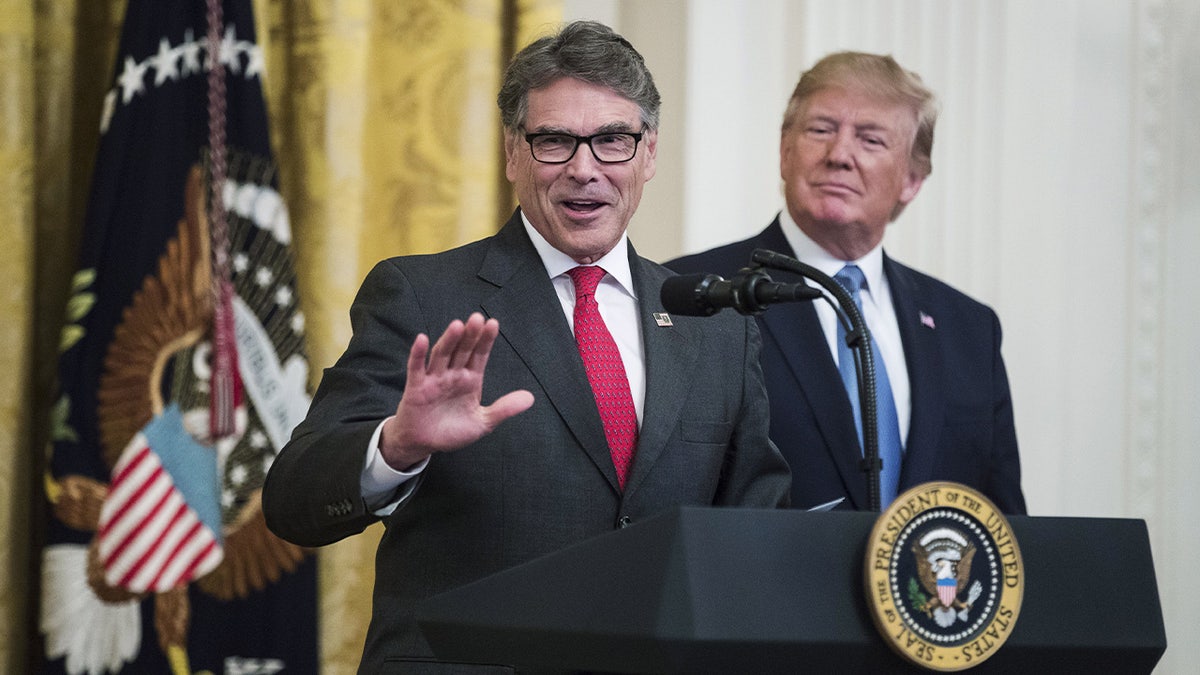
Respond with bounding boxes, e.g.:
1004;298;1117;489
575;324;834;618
562;200;606;214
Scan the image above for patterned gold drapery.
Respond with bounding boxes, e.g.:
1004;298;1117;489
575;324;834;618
0;3;38;672
2;1;560;672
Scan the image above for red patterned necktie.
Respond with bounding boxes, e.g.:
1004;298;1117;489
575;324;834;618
568;266;638;489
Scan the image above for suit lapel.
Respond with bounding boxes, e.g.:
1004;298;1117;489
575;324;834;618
622;249;700;497
885;256;946;489
478;213;621;491
753;220;870;508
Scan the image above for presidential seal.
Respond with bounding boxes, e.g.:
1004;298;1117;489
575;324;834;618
864;482;1024;671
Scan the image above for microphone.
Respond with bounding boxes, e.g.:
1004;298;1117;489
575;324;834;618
660;268;823;316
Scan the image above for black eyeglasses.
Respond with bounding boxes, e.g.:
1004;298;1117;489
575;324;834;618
524;131;644;164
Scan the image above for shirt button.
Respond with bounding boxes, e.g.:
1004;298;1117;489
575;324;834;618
616;515;632;529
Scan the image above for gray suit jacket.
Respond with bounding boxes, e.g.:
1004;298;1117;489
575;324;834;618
263;210;791;673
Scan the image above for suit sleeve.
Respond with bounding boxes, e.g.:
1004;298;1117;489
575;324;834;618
984;311;1027;514
263;260;423;547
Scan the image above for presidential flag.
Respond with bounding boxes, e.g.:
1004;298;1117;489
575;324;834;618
41;1;318;672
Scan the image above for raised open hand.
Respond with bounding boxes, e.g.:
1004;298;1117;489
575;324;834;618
379;313;534;470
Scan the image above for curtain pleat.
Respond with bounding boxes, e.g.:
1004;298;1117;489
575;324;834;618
1;3;38;673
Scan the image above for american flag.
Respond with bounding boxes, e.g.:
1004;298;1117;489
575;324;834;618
97;405;223;593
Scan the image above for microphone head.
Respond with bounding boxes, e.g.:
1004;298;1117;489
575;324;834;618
660;273;721;316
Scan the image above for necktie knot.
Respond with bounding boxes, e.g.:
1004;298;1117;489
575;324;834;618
834;264;867;297
568;266;606;298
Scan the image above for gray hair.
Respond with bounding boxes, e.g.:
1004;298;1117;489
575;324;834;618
781;51;938;178
497;20;661;132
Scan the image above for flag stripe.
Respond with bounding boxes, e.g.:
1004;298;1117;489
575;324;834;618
98;453;173;555
108;444;152;486
159;523;221;588
105;474;185;584
99;446;163;534
100;478;177;571
116;497;188;588
119;497;191;589
144;506;208;589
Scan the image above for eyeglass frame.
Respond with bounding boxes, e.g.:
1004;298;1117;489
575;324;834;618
522;129;645;164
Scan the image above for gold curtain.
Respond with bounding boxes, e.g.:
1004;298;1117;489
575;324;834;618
2;0;561;673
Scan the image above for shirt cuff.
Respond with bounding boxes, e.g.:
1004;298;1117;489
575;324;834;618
361;417;429;515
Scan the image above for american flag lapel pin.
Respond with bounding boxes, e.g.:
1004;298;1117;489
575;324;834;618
653;312;673;327
919;311;936;330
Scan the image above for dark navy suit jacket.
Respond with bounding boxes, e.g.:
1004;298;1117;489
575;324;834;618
667;216;1026;514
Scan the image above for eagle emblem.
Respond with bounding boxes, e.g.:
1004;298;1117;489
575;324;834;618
50;159;311;658
912;527;983;627
864;483;1025;671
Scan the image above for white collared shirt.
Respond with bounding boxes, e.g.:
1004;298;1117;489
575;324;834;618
777;210;912;445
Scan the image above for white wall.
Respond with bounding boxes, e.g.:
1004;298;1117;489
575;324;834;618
566;1;1198;671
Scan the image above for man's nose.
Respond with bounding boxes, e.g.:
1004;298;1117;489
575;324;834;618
824;130;854;168
564;141;602;178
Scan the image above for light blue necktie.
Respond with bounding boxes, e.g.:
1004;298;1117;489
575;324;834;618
834;265;903;508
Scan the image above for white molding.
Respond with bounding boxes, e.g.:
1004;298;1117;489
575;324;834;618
1130;0;1166;521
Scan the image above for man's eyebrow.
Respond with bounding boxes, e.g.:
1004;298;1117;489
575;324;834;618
801;114;841;129
526;121;640;135
592;121;640;134
804;114;893;133
854;121;891;132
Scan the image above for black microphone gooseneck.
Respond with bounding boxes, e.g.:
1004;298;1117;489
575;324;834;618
748;249;884;512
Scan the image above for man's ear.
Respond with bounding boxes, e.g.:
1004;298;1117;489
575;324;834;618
503;130;520;181
900;168;926;206
641;129;658;182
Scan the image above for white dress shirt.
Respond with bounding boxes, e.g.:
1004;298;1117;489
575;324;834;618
777;210;912;445
359;214;647;512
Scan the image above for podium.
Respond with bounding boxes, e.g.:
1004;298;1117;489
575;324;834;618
417;507;1166;673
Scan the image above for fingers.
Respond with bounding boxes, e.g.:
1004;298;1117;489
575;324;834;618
466;317;500;372
425;319;464;375
406;332;431;386
425;313;497;375
452;314;496;371
486;390;535;424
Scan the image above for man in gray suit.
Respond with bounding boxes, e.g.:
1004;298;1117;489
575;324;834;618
263;20;790;673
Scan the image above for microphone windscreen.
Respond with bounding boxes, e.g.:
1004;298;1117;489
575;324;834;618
660;273;719;316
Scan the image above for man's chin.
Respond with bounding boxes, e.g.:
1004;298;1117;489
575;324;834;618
559;230;623;263
801;209;859;229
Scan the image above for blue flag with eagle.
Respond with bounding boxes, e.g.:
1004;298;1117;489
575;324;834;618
40;0;318;673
